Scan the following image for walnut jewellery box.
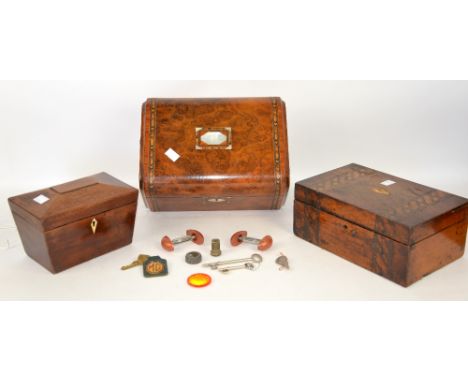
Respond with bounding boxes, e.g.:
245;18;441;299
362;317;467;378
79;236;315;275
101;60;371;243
139;97;290;211
294;164;468;287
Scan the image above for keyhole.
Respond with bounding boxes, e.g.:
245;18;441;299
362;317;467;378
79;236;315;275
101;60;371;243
90;218;98;234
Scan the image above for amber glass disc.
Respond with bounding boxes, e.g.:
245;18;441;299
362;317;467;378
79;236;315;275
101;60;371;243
187;273;212;288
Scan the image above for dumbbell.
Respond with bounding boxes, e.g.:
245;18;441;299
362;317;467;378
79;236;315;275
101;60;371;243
230;231;273;251
161;229;204;252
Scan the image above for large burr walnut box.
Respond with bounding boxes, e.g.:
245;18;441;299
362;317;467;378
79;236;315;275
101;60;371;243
139;97;290;211
8;173;138;273
294;164;468;287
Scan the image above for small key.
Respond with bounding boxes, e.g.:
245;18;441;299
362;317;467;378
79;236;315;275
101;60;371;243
219;262;257;273
121;255;150;270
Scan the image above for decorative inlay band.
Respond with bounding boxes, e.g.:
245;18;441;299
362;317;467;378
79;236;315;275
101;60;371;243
271;98;281;209
315;166;374;192
147;101;159;213
149;102;156;192
314;165;451;220
389;190;447;218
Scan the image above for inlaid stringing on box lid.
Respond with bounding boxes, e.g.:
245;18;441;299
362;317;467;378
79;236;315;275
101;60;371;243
140;98;289;200
8;173;138;231
295;163;467;245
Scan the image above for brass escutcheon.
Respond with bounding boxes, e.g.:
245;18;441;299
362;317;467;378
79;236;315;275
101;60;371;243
90;218;98;234
372;187;390;196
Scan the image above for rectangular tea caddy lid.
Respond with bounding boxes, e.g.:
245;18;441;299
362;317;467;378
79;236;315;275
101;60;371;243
295;164;468;245
8;173;138;231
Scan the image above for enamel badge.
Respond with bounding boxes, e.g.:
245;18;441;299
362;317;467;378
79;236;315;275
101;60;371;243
143;256;168;277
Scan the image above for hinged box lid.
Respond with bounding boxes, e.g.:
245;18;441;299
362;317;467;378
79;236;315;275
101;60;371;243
8;173;138;231
295;164;467;245
139;97;289;200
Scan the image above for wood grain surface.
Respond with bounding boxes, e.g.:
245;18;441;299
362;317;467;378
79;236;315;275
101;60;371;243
8;173;138;273
140;97;290;211
294;164;468;286
296;163;467;244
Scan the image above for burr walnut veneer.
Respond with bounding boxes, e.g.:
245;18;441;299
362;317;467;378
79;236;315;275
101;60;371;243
8;173;138;273
140;97;290;211
294;164;468;287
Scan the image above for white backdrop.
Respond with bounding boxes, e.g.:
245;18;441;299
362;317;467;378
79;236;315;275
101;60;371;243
1;80;467;299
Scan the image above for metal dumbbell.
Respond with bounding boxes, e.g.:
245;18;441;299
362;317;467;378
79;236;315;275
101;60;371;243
230;231;273;251
161;229;204;252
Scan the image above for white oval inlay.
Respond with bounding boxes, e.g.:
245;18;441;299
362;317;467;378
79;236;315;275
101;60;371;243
200;131;227;146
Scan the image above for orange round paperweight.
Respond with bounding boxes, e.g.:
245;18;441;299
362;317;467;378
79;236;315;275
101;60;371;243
187;273;212;288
